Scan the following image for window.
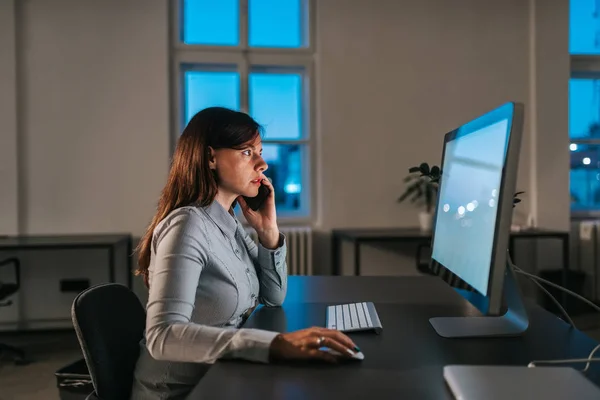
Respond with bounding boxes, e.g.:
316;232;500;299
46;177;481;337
570;0;600;55
172;0;314;219
570;1;600;214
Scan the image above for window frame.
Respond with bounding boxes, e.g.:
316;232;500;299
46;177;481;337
169;0;317;223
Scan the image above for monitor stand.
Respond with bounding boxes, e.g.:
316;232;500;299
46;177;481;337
429;263;529;338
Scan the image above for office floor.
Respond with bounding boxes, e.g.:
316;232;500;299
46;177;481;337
0;329;81;400
0;316;599;400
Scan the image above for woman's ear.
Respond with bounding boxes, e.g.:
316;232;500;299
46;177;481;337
207;146;217;170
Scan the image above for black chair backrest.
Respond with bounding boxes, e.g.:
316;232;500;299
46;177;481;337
71;283;146;400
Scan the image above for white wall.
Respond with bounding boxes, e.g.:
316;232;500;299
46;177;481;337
316;0;532;231
0;0;18;235
16;0;170;235
532;0;570;231
525;0;570;276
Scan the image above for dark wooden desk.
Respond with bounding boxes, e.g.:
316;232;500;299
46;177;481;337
189;276;600;399
0;234;133;289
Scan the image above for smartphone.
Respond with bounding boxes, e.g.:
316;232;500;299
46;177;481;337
243;183;271;211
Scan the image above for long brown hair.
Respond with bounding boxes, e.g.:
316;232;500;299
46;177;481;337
135;107;261;287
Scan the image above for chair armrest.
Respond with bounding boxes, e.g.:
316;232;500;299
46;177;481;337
0;258;21;292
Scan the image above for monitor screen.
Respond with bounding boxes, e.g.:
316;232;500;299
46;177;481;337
431;117;511;296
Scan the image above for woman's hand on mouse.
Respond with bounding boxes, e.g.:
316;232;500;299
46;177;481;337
237;176;279;248
268;327;360;363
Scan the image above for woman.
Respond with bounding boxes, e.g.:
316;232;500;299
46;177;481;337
129;107;359;399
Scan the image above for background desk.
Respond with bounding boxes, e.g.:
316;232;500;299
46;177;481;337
331;227;569;277
190;276;600;400
0;234;133;330
0;234;133;289
331;227;570;304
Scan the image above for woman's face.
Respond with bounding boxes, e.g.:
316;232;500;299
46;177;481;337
209;135;268;199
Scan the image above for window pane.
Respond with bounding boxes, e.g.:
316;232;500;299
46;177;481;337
570;144;600;211
569;78;600;139
249;72;303;140
184;70;240;125
570;0;600;54
183;0;239;46
249;0;303;48
262;144;306;214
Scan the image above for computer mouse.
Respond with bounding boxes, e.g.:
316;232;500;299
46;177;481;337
320;347;365;361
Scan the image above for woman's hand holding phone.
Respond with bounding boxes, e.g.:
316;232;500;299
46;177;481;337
237;176;280;249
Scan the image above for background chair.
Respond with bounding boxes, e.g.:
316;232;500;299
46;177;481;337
0;257;27;365
71;283;146;400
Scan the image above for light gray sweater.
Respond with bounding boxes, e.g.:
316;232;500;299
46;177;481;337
130;201;287;399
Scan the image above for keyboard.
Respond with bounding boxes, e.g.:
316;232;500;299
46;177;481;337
326;302;383;334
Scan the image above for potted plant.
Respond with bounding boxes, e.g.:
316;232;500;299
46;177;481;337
398;162;441;231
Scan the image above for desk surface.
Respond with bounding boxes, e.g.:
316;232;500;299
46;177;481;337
332;227;569;241
190;276;600;400
0;234;131;248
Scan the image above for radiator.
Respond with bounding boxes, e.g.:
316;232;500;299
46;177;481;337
246;227;313;275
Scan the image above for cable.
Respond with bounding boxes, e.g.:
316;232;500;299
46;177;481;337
528;274;576;328
528;344;600;372
584;344;600;372
528;358;600;370
512;268;600;314
505;252;600;372
505;252;576;328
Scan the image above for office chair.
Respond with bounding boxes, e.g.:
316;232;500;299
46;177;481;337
71;283;146;400
0;257;27;365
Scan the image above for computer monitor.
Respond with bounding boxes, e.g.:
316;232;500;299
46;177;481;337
428;102;528;338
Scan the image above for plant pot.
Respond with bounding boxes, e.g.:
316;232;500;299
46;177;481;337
418;211;433;232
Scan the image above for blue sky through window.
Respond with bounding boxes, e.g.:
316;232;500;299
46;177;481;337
183;0;303;48
570;78;596;138
570;78;600;138
250;73;302;140
570;0;600;54
249;0;302;47
183;0;239;46
184;71;240;124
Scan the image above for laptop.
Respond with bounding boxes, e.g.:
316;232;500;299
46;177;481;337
444;365;600;400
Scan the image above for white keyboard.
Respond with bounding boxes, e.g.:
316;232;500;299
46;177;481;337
326;302;383;334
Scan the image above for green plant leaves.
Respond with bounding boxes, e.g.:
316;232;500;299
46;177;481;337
398;183;419;202
398;163;441;211
430;166;441;182
513;191;524;208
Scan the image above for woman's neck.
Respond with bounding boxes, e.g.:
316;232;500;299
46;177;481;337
214;191;236;214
